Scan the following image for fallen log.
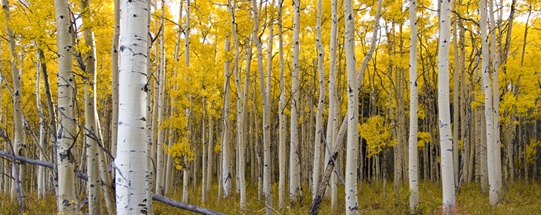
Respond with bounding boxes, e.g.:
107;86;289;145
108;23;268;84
152;195;225;215
0;149;224;215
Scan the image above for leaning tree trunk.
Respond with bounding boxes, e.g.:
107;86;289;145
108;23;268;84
408;0;419;210
115;0;150;213
290;0;302;204
36;46;46;199
2;0;26;200
80;0;102;212
437;0;456;213
54;0;79;212
344;0;359;213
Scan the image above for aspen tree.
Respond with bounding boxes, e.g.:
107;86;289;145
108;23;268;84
324;0;339;208
115;0;150;213
312;0;325;200
451;0;460;186
145;15;154;212
2;0;25;200
253;0;273;212
155;0;167;196
80;0;101;212
408;0;420;210
221;35;232;197
54;0;78;211
488;0;502;201
202;98;207;203
36;47;46;199
344;0;359;213
277;0;287;209
290;0;302;204
437;0;456;212
206;107;213;195
481;0;499;206
182;0;191;202
111;0;120;158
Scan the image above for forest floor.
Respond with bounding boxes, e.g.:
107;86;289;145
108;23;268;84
1;180;540;214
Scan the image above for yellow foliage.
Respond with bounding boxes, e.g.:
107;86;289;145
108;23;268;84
359;115;394;158
417;131;431;149
165;137;195;170
525;139;540;164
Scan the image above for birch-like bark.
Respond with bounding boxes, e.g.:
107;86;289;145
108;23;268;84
277;0;287;209
408;0;419;210
237;17;251;211
488;0;502;200
54;0;78;211
2;0;25;200
290;0;302;204
451;0;460;186
36;47;46;199
221;36;232;197
344;0;359;213
437;0;456;212
80;0;101;212
155;1;167;195
111;0;120;158
324;0;339;207
206;113;213;193
39;48;58;200
145;16;154;212
115;0;150;213
253;0;273;212
481;0;498;206
312;0;325;200
202;98;207;203
182;0;191;201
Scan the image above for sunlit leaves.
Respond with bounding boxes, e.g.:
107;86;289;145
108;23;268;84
359;115;395;158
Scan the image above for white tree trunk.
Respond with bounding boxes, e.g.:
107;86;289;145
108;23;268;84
344;0;359;213
324;0;339;207
115;0;150;213
252;0;273;212
145;14;154;212
221;37;232;198
206;114;213;193
481;0;499;206
290;0;302;204
277;0;287;209
488;0;502;202
182;0;191;202
36;48;46;199
202;98;207;203
80;0;101;212
312;0;325;200
2;0;25;200
451;0;460;186
54;0;78;211
408;0;419;210
237;35;250;211
437;0;456;213
111;0;120;159
155;10;167;196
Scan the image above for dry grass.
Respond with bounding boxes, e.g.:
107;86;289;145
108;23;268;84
1;180;540;214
